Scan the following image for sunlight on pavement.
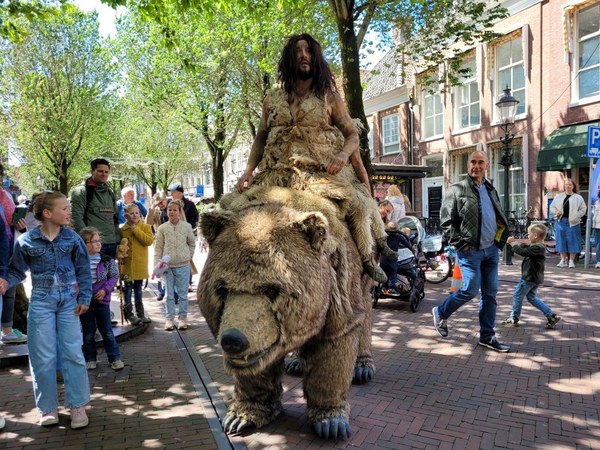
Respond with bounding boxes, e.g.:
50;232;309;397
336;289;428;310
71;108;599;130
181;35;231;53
141;439;164;448
405;337;474;356
166;383;190;395
549;372;600;395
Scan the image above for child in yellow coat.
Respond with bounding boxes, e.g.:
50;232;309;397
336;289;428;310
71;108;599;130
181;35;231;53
120;203;154;324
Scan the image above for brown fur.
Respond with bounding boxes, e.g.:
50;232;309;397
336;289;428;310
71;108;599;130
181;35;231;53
199;186;371;430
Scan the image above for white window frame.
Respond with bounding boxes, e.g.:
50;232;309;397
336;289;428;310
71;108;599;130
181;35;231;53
495;38;527;121
492;144;526;214
454;57;480;132
422;83;444;140
381;114;400;155
573;3;600;103
367;116;374;157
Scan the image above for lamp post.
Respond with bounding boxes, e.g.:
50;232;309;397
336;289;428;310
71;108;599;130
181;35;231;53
495;86;520;265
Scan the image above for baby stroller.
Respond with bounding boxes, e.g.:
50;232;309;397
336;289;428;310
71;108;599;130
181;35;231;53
372;216;425;312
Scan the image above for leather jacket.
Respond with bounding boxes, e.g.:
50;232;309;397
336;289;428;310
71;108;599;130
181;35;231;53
440;176;508;251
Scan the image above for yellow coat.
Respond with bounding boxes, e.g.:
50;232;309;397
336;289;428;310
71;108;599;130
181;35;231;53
119;221;153;281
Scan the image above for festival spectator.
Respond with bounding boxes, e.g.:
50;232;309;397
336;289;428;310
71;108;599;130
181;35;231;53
550;178;586;268
120;204;153;324
385;185;406;222
70;158;120;258
116;186;147;224
78;227;124;371
155;200;195;331
0;191;92;429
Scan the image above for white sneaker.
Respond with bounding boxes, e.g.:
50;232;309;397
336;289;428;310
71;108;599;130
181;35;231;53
177;316;189;330
40;410;59;426
557;260;567;268
568;261;575;268
70;407;88;429
164;318;175;331
110;360;124;370
86;361;97;370
595;263;600;268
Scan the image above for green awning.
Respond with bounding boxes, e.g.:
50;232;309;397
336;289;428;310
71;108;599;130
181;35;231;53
536;121;600;171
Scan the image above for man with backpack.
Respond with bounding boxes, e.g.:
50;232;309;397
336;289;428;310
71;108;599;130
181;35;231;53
71;158;120;258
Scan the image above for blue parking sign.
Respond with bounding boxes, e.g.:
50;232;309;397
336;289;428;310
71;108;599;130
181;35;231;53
587;126;600;157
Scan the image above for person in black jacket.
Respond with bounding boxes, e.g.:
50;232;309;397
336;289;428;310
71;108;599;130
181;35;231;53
502;223;561;329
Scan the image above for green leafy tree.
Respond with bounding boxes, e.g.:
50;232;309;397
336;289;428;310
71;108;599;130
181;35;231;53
0;5;117;193
0;0;61;42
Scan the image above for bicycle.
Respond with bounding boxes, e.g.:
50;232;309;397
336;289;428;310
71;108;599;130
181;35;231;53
419;234;454;284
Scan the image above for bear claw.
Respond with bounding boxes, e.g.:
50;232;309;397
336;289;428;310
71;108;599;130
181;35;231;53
352;366;374;385
222;413;253;434
312;417;351;441
284;357;304;376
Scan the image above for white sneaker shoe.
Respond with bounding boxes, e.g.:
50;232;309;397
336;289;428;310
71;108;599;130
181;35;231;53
40;410;59;426
557;260;567;268
177;316;189;330
86;361;97;370
595;263;600;268
70;407;88;429
165;318;175;331
568;260;575;268
110;360;124;370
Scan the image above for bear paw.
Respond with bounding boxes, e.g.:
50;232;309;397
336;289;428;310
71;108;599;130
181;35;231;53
352;365;374;385
222;411;254;435
312;416;351;441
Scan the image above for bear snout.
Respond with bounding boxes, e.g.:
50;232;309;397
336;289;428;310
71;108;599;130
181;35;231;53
220;328;250;354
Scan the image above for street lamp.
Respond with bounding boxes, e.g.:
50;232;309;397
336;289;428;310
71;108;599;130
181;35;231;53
496;86;520;265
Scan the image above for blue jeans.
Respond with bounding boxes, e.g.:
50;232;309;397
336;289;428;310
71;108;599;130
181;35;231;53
510;279;553;320
594;228;600;263
555;218;581;254
80;301;121;363
27;285;90;414
437;245;499;340
164;265;190;319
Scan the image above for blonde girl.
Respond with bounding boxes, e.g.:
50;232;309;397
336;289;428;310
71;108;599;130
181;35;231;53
0;191;92;429
154;199;195;331
120;203;154;324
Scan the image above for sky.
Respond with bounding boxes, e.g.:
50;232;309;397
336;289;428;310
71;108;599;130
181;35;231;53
71;0;389;68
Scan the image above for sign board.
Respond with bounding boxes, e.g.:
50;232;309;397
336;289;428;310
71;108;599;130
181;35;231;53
195;184;204;197
587;125;600;157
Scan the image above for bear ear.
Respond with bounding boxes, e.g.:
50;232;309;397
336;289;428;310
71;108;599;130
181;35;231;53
200;210;236;245
296;212;328;251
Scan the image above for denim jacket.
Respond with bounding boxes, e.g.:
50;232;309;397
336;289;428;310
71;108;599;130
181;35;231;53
7;226;92;305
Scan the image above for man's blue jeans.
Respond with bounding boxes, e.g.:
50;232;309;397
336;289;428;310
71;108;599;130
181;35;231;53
510;279;552;320
594;228;600;263
437;245;499;340
164;265;190;319
28;285;90;414
80;301;121;363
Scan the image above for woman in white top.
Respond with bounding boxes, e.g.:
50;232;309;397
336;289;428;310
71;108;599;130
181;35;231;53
550;178;587;268
386;185;406;223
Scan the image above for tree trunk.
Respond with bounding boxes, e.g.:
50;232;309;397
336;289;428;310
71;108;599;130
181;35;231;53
212;150;224;201
335;15;374;178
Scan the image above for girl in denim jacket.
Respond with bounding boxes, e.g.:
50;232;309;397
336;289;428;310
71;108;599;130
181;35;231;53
0;191;92;429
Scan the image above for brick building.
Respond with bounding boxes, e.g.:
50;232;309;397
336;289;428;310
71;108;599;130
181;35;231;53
364;0;600;221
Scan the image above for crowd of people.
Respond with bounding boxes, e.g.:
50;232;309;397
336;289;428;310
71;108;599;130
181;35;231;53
0;158;199;430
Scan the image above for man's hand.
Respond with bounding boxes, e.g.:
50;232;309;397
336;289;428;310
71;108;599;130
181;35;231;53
93;289;106;301
15;218;27;232
75;304;89;316
236;171;254;193
326;151;350;175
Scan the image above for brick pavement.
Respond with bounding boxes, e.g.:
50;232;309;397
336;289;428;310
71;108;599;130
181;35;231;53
1;252;599;449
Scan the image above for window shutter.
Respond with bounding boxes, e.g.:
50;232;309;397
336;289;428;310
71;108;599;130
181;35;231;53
522;24;531;80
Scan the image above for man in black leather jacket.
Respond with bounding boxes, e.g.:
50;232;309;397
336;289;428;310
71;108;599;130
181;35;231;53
431;150;511;352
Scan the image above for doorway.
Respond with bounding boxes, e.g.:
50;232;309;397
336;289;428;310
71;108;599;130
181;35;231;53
422;177;443;219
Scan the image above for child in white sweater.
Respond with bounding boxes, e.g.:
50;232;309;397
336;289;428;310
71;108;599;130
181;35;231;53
154;200;195;331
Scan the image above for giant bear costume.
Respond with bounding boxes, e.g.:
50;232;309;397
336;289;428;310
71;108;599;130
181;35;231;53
198;186;373;441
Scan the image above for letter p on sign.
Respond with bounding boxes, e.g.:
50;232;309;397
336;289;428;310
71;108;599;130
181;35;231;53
588;126;600;158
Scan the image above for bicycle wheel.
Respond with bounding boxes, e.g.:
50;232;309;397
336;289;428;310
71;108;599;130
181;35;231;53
422;253;453;284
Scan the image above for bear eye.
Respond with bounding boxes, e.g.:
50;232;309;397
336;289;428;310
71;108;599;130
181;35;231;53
216;284;229;300
263;285;280;301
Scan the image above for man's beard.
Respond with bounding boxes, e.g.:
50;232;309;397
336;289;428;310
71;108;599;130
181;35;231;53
297;67;312;80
